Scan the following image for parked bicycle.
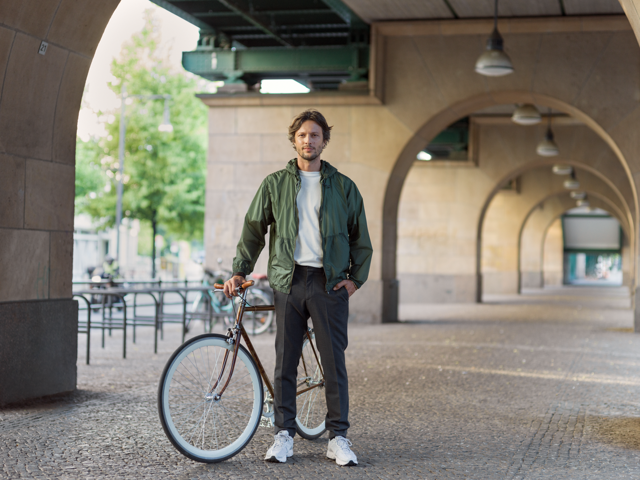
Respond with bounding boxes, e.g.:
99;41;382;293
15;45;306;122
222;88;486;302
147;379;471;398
190;263;274;335
158;280;327;463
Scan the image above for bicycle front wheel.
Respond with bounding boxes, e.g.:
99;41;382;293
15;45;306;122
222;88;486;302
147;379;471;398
295;330;327;439
158;334;263;463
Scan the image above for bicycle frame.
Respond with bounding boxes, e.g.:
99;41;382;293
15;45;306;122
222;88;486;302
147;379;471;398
208;283;324;403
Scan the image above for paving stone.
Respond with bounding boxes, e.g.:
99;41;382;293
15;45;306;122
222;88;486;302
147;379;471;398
1;287;640;478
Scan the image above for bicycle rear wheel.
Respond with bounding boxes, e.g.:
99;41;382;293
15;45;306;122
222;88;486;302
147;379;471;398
295;330;327;439
243;289;274;335
190;293;215;332
158;334;263;463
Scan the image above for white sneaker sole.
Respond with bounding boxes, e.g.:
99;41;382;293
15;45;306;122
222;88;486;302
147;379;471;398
326;450;357;466
265;448;293;463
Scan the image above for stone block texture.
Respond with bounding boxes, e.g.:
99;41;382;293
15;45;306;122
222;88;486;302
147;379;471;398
202;19;640;321
0;299;78;405
0;0;120;404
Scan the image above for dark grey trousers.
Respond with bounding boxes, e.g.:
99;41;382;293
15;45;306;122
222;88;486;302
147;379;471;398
273;265;350;439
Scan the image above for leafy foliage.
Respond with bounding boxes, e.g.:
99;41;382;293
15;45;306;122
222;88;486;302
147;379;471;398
75;10;207;243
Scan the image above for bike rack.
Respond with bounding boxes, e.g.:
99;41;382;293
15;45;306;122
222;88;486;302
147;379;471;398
73;283;273;362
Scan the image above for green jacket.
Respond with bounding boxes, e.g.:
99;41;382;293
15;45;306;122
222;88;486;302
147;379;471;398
232;159;373;294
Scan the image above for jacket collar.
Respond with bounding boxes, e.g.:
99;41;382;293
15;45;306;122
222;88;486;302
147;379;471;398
286;158;337;183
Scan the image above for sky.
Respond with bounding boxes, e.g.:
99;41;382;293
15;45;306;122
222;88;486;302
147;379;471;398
77;0;308;140
78;0;200;140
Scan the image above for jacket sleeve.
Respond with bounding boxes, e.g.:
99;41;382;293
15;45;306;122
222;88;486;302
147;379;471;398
346;181;373;289
232;178;274;276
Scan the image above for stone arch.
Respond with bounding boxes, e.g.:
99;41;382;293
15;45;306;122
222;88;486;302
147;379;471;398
384;92;637;316
0;1;121;404
539;196;629;288
479;162;634;297
518;191;630;291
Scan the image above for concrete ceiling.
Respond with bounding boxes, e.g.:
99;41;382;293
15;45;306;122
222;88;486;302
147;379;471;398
342;0;624;22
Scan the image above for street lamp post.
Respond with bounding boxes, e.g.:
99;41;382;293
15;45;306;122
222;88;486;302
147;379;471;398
115;85;173;276
115;83;127;266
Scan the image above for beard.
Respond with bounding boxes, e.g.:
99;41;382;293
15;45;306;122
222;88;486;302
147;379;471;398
296;143;324;162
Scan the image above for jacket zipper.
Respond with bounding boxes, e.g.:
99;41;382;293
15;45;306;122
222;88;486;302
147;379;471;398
319;178;328;292
288;174;302;292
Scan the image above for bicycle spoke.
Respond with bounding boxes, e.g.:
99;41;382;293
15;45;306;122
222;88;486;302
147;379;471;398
170;376;204;397
304;387;321;427
199;400;216;449
160;335;262;461
185;404;210;444
187;350;210;392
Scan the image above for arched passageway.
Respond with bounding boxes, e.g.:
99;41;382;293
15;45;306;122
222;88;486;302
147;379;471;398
395;112;635;309
478;165;632;297
6;5;640;404
519;193;631;291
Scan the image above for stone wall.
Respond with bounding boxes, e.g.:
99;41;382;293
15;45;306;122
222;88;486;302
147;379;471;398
203;101;407;323
396;120;633;302
201;17;640;320
0;299;78;405
0;0;119;403
543;219;564;286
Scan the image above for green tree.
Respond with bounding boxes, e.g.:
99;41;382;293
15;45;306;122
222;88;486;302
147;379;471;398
76;10;208;277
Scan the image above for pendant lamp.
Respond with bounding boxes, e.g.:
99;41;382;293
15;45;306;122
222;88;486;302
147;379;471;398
570;191;586;200
475;0;514;77
577;199;590;207
564;171;579;190
552;165;572;175
536;110;559;157
512;104;541;125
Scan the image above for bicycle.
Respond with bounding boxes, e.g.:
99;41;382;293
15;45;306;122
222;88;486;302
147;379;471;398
190;267;274;335
157;280;327;463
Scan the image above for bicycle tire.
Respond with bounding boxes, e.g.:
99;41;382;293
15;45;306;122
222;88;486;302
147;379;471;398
243;289;274;335
295;331;327;439
158;333;263;463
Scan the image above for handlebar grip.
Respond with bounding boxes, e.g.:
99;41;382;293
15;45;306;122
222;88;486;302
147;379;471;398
213;280;254;290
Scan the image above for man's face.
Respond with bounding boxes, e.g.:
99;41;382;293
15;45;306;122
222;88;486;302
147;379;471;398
294;120;325;162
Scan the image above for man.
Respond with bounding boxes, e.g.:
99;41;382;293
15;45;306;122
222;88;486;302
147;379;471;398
223;109;373;466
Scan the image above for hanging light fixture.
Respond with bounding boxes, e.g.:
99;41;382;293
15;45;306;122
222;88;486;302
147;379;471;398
552;165;572;175
417;151;432;161
536;109;559;157
577;199;590;207
512;104;541;125
564;171;580;190
475;0;514;77
570;191;586;200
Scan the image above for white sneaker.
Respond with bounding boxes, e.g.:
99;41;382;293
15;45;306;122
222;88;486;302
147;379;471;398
327;436;358;466
265;430;293;463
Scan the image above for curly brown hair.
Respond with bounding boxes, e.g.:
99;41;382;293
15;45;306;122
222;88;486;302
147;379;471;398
288;109;333;145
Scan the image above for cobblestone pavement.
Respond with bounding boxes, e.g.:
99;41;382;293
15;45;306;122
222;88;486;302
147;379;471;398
3;286;640;479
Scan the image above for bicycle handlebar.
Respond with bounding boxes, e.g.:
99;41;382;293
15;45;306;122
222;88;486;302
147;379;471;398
214;280;254;290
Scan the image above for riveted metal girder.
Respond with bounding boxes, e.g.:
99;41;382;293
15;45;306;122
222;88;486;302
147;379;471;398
153;0;370;89
183;45;369;88
151;0;368;49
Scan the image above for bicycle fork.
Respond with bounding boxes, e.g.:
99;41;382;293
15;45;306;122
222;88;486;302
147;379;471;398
205;289;250;402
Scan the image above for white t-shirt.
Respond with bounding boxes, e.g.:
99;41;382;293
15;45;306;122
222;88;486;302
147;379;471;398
294;171;323;267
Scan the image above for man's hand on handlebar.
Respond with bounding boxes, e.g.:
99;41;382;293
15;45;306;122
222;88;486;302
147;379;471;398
223;275;246;298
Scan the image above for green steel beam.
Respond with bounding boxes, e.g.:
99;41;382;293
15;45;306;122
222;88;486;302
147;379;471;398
194;9;334;18
320;0;364;25
183;45;368;82
149;0;215;32
216;0;293;48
